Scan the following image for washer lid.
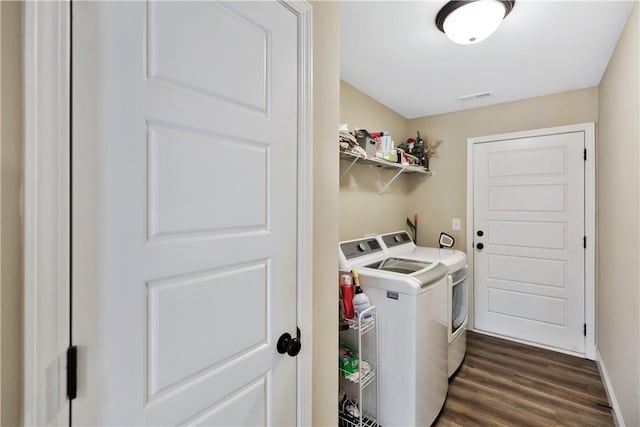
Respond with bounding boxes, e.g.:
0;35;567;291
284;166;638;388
354;261;449;295
365;257;433;274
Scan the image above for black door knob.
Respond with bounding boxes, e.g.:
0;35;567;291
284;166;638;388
277;329;301;357
477;230;484;237
287;338;301;357
476;242;484;250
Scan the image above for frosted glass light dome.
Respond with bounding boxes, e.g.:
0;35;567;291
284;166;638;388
437;0;513;45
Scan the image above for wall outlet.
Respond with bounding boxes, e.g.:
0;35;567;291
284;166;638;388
452;218;461;231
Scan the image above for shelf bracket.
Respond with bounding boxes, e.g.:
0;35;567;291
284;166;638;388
340;156;360;181
378;168;405;194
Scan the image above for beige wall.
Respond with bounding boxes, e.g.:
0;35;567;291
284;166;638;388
312;2;339;426
340;80;415;240
0;2;23;425
406;87;599;250
341;81;407;141
597;3;640;426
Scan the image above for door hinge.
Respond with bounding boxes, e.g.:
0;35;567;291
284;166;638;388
584;323;587;336
67;345;78;401
583;236;587;249
584;148;587;161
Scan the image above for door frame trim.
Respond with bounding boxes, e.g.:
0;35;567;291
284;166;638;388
23;1;71;424
466;122;596;360
23;1;314;423
281;1;314;425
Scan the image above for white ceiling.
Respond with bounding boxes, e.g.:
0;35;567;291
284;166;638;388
340;1;634;119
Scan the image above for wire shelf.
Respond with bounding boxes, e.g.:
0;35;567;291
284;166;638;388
339;412;378;427
339;150;431;194
343;315;376;335
339;150;430;174
339;365;376;389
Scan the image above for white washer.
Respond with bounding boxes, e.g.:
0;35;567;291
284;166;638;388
379;231;468;378
339;237;449;427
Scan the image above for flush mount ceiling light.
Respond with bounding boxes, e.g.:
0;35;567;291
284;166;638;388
436;0;515;45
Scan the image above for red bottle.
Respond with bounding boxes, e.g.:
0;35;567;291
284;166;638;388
340;273;355;319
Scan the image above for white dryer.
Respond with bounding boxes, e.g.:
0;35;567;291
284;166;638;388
379;231;468;378
339;237;449;427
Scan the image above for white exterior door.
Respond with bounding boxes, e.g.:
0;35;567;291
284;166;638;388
473;132;585;354
72;2;302;424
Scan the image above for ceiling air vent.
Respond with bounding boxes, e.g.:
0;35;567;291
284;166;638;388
457;91;492;101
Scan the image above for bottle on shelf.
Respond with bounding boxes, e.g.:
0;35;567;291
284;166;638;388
340;273;356;319
351;269;372;319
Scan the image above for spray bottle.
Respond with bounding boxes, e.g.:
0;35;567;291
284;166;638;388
351;269;372;319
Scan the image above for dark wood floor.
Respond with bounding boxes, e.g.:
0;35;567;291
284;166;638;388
435;331;614;427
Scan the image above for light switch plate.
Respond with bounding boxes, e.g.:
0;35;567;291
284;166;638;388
452;218;461;230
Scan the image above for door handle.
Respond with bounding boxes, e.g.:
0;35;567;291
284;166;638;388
476;242;484;250
277;327;301;357
477;230;484;237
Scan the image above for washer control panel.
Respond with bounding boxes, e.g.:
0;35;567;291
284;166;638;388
340;238;382;260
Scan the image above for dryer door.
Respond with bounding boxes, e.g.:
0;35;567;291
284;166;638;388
449;269;468;342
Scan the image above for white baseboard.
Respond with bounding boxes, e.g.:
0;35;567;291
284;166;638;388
596;348;625;427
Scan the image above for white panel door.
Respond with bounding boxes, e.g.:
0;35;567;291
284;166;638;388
72;2;300;424
473;132;585;353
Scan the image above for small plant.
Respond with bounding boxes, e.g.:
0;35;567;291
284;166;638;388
425;135;444;160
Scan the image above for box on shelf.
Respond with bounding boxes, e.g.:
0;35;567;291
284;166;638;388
339;342;359;376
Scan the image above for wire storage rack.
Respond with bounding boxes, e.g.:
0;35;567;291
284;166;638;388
339;306;379;427
339;412;378;427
